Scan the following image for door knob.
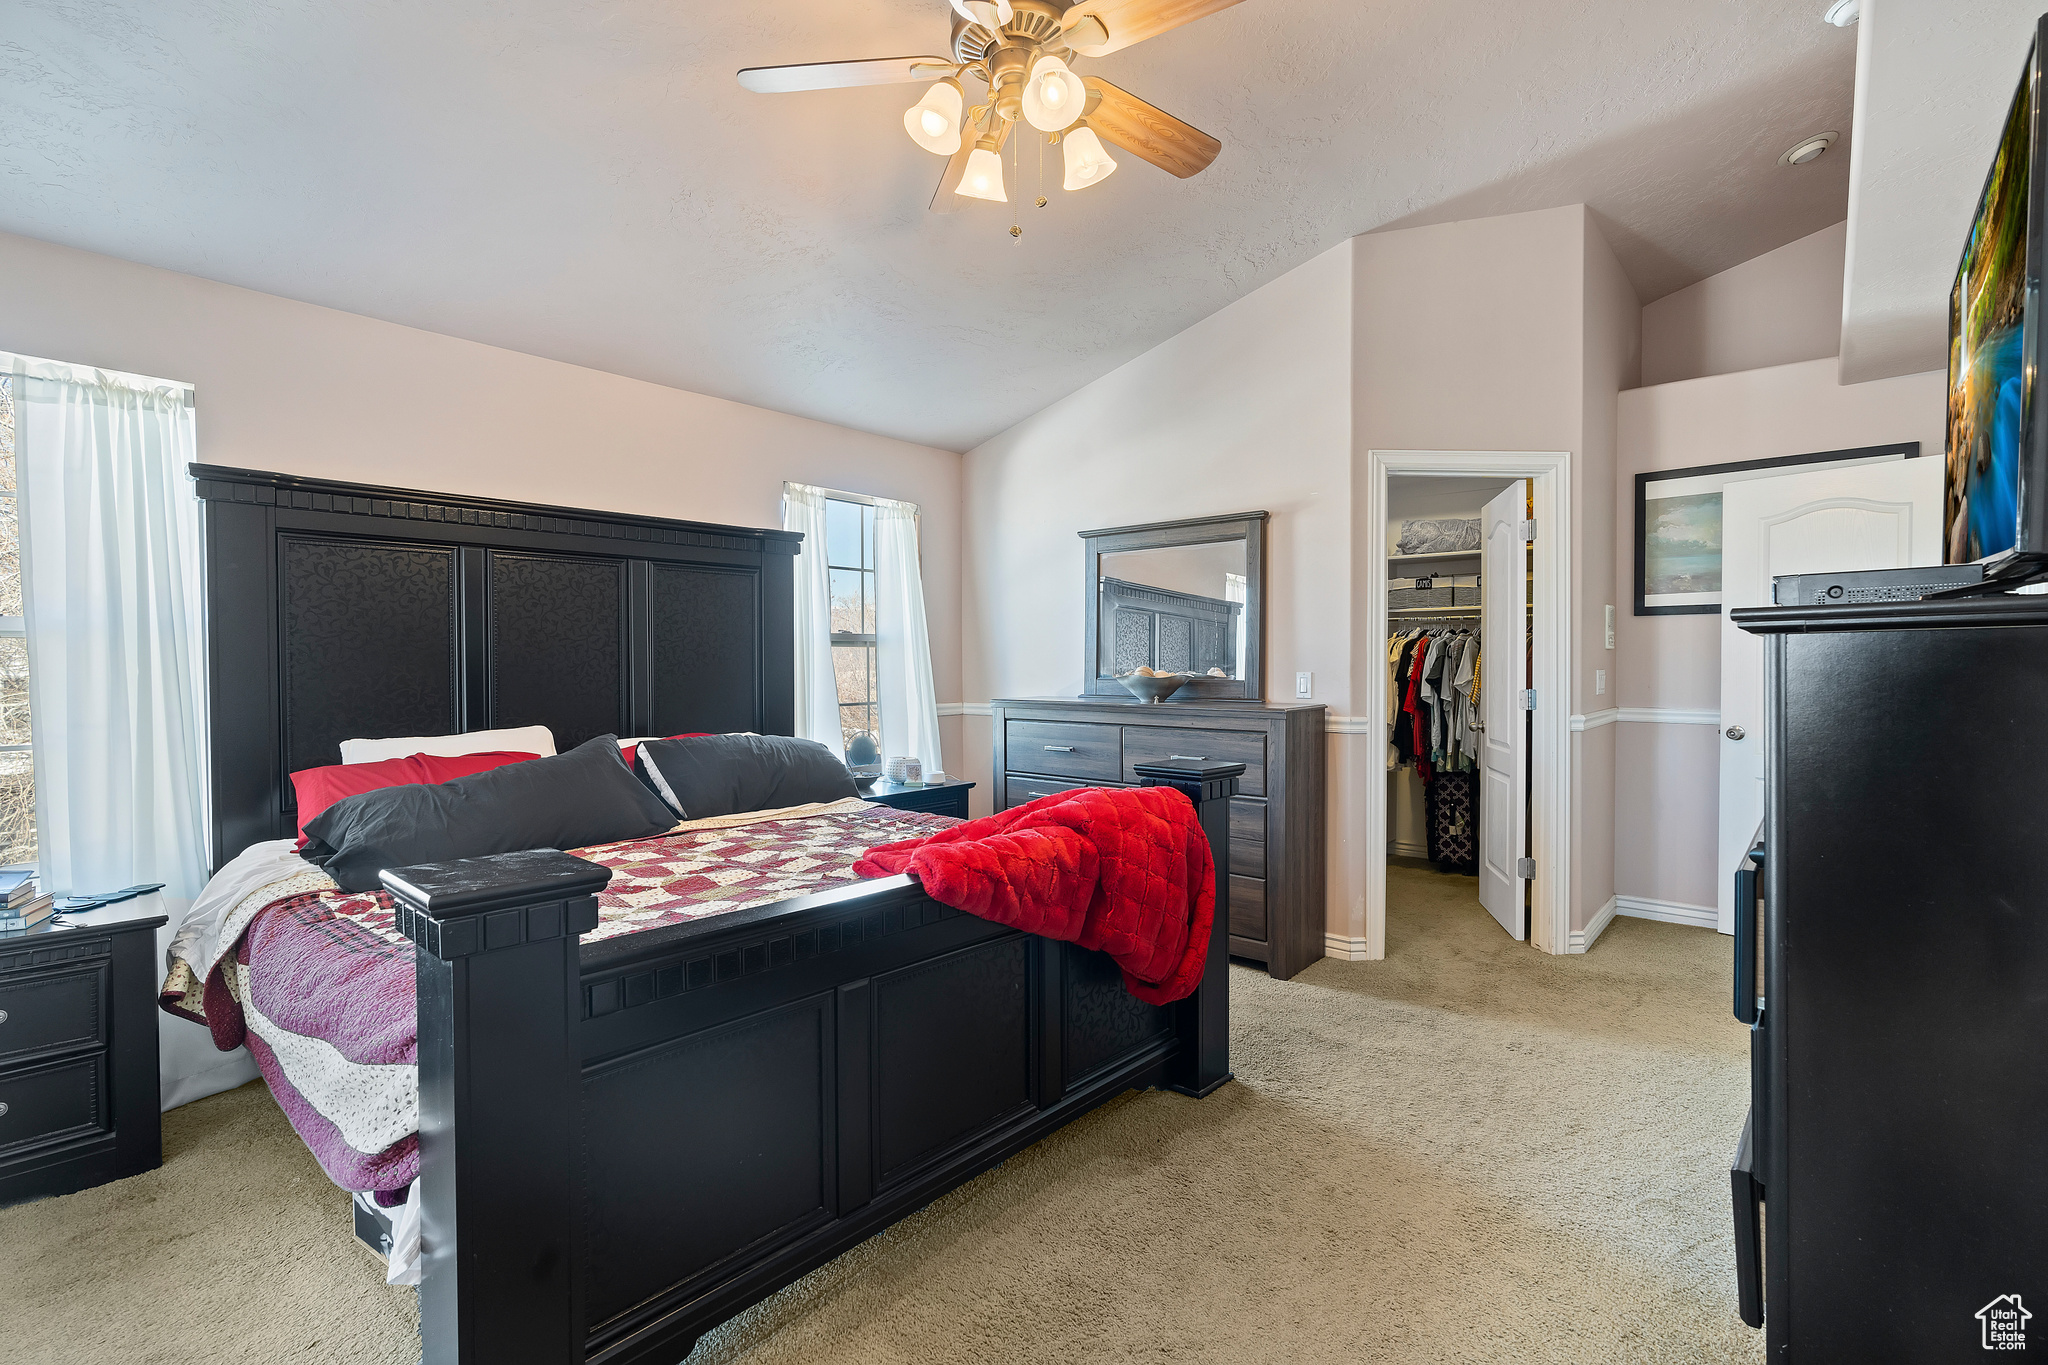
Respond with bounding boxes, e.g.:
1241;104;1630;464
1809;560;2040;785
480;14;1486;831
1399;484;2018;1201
1470;721;1485;732
1725;725;1746;741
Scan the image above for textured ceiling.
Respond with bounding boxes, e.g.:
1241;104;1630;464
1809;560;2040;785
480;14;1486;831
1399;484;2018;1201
1840;0;2041;384
2;1;1856;451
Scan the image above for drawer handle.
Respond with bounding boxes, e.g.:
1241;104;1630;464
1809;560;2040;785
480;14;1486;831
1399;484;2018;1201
1043;745;1076;752
1168;754;1207;761
0;1009;7;1025
0;1101;8;1118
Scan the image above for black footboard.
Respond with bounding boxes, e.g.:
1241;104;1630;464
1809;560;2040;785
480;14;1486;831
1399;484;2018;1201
386;761;1242;1365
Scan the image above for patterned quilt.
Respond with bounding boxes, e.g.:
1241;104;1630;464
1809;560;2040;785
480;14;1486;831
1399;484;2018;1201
160;799;957;1195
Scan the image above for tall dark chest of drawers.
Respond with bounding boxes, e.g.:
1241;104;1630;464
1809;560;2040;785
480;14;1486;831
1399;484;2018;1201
991;698;1326;979
0;902;165;1206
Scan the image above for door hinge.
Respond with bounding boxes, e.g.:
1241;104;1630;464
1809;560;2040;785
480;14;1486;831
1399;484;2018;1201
1521;688;1537;710
1516;856;1536;879
1520;519;1537;542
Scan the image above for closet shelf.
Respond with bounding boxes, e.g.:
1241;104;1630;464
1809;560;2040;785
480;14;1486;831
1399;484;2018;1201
1388;550;1481;565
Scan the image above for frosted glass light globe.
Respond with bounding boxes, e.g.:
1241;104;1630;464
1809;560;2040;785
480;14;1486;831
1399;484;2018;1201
902;79;965;156
1022;55;1085;132
956;145;1008;202
1061;124;1117;190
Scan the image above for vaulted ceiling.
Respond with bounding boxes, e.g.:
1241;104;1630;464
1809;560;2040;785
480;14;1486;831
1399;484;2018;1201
2;1;1855;451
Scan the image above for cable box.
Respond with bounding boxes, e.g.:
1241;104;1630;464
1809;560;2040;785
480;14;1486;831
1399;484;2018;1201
1772;565;1985;605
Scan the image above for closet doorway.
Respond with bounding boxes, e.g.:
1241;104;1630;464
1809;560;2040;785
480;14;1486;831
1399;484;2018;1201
1362;451;1572;958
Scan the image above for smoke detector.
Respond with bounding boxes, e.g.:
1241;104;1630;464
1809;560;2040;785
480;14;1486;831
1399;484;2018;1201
1780;132;1836;166
1824;0;1859;26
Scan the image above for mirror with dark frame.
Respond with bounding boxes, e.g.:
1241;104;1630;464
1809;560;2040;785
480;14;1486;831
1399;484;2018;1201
1080;512;1268;701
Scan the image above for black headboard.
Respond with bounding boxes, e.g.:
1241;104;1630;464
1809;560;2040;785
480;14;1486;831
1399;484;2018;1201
193;465;800;869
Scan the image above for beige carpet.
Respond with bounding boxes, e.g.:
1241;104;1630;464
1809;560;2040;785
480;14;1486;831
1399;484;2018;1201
1;865;1762;1363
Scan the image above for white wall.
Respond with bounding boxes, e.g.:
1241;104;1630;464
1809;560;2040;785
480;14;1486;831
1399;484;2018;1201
0;229;968;768
1613;356;1944;911
1641;222;1847;387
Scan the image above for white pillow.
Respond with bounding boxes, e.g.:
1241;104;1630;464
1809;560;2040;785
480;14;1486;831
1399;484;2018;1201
338;725;558;765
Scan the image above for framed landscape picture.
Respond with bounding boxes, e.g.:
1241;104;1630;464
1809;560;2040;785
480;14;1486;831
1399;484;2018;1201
1634;442;1922;615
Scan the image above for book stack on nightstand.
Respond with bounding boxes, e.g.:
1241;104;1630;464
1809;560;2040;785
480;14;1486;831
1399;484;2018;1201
0;872;53;934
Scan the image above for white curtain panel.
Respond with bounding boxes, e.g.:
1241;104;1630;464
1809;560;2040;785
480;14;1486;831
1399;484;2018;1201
12;357;256;1111
782;482;844;750
872;498;943;775
15;361;209;901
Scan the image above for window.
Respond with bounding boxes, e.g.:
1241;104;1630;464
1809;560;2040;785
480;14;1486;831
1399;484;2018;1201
0;376;33;866
825;495;878;757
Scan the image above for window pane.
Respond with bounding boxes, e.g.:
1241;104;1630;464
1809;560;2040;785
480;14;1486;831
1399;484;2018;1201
861;502;875;571
829;569;865;634
0;751;35;869
826;498;862;569
831;643;871;709
0;638;28;750
862;568;876;635
0;376;15;618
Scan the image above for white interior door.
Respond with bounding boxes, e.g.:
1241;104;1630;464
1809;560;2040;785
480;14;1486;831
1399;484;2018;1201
1477;482;1528;939
1716;457;1944;933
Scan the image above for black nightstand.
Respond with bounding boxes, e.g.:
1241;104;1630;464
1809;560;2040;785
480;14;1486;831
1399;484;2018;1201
0;898;166;1206
858;777;975;820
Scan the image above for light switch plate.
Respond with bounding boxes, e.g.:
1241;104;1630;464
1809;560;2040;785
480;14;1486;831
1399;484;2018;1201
1604;604;1615;650
1295;671;1312;698
1596;669;1606;696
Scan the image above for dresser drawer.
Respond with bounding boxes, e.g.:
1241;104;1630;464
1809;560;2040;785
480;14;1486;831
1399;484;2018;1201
0;965;106;1064
1228;798;1267;879
0;1054;108;1155
1227;875;1267;942
1007;720;1123;782
1121;726;1266;796
1003;774;1128;810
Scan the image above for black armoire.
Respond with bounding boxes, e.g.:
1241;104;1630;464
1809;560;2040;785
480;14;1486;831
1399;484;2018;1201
1728;596;2048;1361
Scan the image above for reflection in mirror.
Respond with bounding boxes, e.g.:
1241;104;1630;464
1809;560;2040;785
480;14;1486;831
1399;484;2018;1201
1098;539;1249;681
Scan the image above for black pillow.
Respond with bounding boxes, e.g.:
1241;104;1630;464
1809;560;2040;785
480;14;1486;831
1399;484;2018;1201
301;734;678;892
638;734;857;820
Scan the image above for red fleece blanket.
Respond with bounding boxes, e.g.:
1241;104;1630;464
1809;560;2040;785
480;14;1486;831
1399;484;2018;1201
854;785;1215;1004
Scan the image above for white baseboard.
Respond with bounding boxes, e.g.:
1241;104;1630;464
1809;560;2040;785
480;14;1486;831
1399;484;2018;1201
1614;894;1718;930
1324;933;1372;960
1568;895;1618;953
1387;839;1428;859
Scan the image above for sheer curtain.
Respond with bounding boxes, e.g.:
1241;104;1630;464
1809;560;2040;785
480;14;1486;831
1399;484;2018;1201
782;482;844;749
872;497;943;776
14;359;209;900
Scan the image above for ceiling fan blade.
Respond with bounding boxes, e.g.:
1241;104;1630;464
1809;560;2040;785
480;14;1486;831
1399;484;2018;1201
1060;0;1244;57
1082;78;1221;178
738;56;959;94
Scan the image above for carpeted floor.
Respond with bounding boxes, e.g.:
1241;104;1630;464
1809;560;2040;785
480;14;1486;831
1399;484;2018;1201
1;864;1762;1363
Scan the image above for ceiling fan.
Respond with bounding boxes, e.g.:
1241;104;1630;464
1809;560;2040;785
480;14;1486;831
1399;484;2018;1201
737;0;1239;213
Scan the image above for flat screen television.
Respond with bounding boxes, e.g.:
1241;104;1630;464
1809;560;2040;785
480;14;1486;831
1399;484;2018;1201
1946;15;2048;580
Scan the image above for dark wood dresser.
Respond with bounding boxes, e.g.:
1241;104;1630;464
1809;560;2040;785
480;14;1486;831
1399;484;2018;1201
0;900;165;1206
990;698;1326;979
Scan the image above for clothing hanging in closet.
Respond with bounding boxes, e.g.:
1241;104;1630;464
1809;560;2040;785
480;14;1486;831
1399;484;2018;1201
1388;624;1481;875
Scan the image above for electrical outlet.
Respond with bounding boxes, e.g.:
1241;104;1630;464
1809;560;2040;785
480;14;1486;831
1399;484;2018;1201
1295;671;1312;698
1596;669;1606;696
1604;604;1616;650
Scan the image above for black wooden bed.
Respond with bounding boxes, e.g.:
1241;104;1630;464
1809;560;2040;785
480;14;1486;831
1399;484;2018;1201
192;466;1236;1365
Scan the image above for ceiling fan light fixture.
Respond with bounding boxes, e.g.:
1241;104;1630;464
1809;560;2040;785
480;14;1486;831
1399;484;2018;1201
1022;55;1086;132
904;78;966;155
1061;123;1117;190
958;144;1009;202
950;0;1014;27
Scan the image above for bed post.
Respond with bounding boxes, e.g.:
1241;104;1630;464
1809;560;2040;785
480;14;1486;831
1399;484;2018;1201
1135;759;1244;1098
384;850;613;1365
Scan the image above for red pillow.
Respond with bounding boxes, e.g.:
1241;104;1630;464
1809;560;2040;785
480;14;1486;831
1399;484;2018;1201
619;733;711;770
289;751;540;846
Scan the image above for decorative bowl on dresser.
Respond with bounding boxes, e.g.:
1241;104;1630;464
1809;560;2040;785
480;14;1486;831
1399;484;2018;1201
990;698;1325;979
0;898;166;1206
